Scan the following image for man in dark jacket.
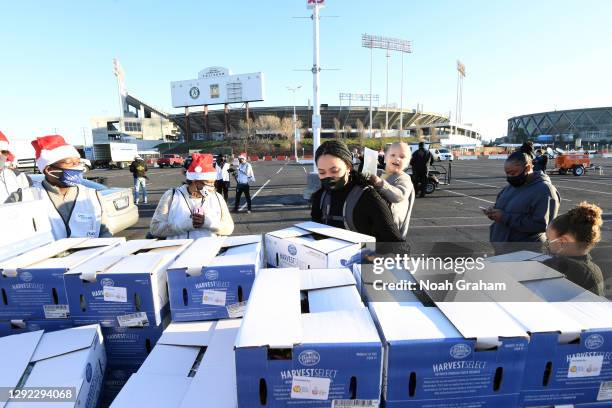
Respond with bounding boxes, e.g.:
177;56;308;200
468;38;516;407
533;149;548;172
129;156;148;204
484;151;561;254
410;142;434;198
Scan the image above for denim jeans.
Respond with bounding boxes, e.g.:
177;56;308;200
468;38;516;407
133;177;147;202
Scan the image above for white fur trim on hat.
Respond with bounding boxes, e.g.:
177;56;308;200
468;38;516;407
36;144;80;172
0;141;8;151
186;171;216;181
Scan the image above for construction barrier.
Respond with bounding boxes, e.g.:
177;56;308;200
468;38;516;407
458;156;478;160
488;155;508;160
276;155;286;161
604;153;612;158
290;155;297;161
264;155;273;161
250;155;259;161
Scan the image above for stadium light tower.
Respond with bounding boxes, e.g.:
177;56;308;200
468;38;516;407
455;60;466;124
287;85;302;161
362;34;412;136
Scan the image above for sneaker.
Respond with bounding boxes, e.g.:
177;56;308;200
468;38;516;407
143;198;148;204
246;210;251;214
135;200;140;205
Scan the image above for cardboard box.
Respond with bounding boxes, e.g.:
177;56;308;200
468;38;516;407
265;221;375;269
0;319;73;338
0;324;106;408
100;366;139;408
235;268;383;407
166;235;263;321
369;295;530;407
0;200;54;263
101;314;171;367
110;319;241;408
64;239;192;327
453;261;612;406
485;250;551;263
0;238;125;320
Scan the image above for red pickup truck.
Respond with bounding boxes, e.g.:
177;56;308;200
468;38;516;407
157;154;185;168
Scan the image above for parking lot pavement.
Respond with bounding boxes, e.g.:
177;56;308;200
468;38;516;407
85;157;611;244
87;161;311;240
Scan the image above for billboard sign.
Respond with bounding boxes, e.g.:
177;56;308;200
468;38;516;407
171;67;265;108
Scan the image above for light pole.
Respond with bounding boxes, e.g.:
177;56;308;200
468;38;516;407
287;85;302;161
455;60;466;124
310;1;323;172
362;34;412;138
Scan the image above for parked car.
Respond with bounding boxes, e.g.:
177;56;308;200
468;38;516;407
157;154;185;168
30;174;138;235
432;148;454;161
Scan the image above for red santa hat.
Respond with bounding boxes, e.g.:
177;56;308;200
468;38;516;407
238;152;247;160
0;131;9;151
186;153;216;181
31;135;80;172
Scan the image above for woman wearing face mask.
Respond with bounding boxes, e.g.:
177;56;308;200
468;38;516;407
483;151;561;254
6;135;111;239
150;153;233;239
543;202;604;296
311;140;403;242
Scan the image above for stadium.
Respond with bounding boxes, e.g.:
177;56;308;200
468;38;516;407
507;107;612;146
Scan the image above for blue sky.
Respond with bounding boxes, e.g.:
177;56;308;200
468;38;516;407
1;0;611;144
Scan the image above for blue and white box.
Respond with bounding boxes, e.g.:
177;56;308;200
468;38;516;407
235;268;383;407
0;237;125;321
64;239;192;327
110;319;241;408
167;235;263;321
265;222;375;269
102;314;171;367
0;324;106;408
369;299;530;407
464;261;612;406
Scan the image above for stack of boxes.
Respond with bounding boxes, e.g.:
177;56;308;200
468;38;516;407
110;319;241;408
61;239;193;405
0;238;125;338
0;324;107;408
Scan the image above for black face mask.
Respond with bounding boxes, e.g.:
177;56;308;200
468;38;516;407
321;174;348;192
506;171;528;187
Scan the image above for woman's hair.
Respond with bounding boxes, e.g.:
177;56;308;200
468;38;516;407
550;202;603;250
506;151;532;166
315;140;353;169
520;141;534;156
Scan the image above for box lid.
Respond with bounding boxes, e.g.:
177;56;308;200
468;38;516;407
295;221;376;243
487;261;563;282
301;309;380;344
167;237;224;276
307;286;363;313
0;238;88;277
299;268;356;291
30;325;99;362
0;331;43;390
485;250;546;263
110;373;192;408
235;268;302;349
371;302;461;342
302;237;357;254
266;226;311;239
158;322;216;348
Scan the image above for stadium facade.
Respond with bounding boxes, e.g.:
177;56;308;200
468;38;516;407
508;107;612;145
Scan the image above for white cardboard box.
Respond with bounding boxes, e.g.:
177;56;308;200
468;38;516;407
0;200;54;263
0;238;125;321
235;268;382;407
64;239;192;327
110;319;241;408
265;222;375;269
0;324;106;408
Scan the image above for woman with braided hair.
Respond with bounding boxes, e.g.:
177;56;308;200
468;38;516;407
544;202;605;296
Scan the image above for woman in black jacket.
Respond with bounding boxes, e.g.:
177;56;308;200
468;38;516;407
544;201;605;296
311;140;403;243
